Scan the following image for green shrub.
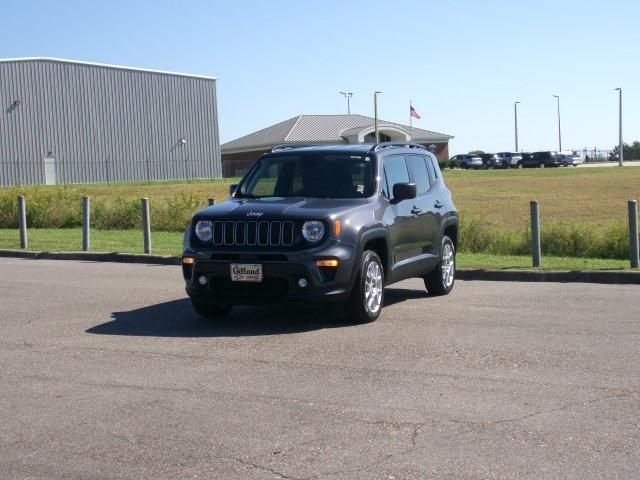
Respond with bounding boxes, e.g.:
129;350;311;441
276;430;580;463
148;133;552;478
151;192;205;231
0;187;634;261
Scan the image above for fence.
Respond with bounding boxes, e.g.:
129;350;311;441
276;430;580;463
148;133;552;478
576;148;614;162
0;156;221;187
10;195;640;269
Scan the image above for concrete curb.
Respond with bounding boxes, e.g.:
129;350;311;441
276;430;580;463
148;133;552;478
0;249;179;265
1;249;639;284
457;268;640;285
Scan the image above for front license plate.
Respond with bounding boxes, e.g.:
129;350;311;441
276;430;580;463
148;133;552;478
230;263;263;282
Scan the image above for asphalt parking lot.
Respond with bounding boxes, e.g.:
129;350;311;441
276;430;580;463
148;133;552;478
1;258;639;479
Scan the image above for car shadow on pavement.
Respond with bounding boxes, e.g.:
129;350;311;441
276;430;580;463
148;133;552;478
89;298;352;337
87;288;430;338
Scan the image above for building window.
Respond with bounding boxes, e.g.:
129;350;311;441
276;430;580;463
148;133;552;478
364;132;391;143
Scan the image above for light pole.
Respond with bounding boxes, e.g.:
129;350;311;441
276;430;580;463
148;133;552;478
553;95;562;152
339;92;353;114
374;91;382;143
514;101;521;152
615;88;623;166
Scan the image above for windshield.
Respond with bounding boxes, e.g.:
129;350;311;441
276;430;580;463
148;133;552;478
238;153;376;199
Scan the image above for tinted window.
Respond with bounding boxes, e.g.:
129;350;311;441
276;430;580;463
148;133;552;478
383;155;410;199
428;156;439;180
240;154;375;198
406;155;431;194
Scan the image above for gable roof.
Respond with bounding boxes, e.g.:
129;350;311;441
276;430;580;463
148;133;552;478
222;114;453;152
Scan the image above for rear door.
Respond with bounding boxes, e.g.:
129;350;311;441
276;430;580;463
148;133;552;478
381;155;421;276
405;155;440;259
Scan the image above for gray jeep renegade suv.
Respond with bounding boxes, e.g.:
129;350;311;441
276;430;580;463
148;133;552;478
182;142;459;323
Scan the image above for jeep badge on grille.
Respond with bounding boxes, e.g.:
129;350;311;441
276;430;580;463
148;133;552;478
246;212;263;217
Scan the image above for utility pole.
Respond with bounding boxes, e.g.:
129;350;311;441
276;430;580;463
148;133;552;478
374;91;381;143
615;88;623;166
514;101;521;152
553;95;562;151
339;92;353;114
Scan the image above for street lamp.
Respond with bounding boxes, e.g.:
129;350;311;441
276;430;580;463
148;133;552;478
514;101;521;152
374;91;382;143
553;95;562;152
339;91;353;114
615;88;623;166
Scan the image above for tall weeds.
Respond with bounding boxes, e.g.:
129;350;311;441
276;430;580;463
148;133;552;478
0;187;634;260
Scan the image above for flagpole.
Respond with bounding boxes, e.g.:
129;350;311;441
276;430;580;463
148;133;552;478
409;98;412;130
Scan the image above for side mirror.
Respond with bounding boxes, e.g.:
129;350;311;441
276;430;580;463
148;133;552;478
392;183;417;203
229;184;238;197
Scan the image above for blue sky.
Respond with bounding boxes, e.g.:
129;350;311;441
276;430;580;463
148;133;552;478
3;0;638;154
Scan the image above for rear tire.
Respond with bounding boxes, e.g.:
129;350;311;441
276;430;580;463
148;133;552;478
424;236;456;296
345;250;384;323
191;297;233;319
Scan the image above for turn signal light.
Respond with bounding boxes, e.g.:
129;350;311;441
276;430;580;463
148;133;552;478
316;259;339;267
334;220;341;237
182;257;195;265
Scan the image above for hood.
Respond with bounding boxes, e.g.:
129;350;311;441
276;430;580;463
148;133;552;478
194;197;371;221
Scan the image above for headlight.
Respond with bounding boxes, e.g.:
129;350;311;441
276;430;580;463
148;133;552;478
302;221;325;243
194;220;213;242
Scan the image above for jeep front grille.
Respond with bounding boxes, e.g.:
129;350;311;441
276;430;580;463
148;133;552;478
211;220;295;247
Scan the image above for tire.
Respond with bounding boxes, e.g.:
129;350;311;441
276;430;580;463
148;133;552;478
424;236;456;296
345;250;384;323
190;297;233;319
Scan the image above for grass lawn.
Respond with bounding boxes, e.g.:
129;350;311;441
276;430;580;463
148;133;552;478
3;166;640;229
0;228;634;271
442;166;640;229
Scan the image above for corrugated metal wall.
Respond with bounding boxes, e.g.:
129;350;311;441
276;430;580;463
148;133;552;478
0;59;221;186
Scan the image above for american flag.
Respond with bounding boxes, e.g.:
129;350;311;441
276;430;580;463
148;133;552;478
410;105;421;119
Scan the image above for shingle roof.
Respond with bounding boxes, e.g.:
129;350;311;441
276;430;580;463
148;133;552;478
221;114;453;152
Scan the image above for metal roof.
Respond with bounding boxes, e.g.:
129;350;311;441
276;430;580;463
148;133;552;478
222;114;453;152
0;57;217;80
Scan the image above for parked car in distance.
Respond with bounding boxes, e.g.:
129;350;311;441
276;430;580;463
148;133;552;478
558;151;584;167
497;152;523;168
479;153;505;169
527;151;564;168
182;142;459;324
450;154;483;170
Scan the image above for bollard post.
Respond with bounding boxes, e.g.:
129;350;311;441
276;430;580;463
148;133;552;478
530;200;541;267
141;197;152;254
82;196;91;251
208;197;216;206
18;195;27;249
629;200;639;268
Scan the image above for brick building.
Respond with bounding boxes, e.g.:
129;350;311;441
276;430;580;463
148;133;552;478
221;114;453;177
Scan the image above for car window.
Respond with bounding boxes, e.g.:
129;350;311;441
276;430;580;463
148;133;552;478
429;156;439;180
405;155;431;195
383;155;410;200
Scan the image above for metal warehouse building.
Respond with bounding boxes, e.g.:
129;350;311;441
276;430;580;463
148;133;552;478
0;57;221;186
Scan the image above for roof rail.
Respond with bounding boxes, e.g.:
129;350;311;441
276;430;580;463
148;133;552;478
271;144;320;152
370;142;428;152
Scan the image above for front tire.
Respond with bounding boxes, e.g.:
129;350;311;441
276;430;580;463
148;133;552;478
191;297;233;319
424;236;456;296
346;250;384;323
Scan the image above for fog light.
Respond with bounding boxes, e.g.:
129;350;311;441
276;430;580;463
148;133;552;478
198;275;208;286
298;278;308;288
182;256;195;265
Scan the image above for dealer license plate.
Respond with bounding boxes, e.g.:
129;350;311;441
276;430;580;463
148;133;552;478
230;263;263;282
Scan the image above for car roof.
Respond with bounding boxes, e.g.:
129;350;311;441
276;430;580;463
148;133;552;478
263;143;432;157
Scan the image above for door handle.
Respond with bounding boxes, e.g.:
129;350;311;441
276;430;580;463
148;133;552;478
410;206;422;215
434;200;444;209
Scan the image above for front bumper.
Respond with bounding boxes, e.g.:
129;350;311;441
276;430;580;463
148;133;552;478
183;240;357;305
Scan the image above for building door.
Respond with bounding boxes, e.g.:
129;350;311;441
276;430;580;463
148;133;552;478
44;154;57;185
